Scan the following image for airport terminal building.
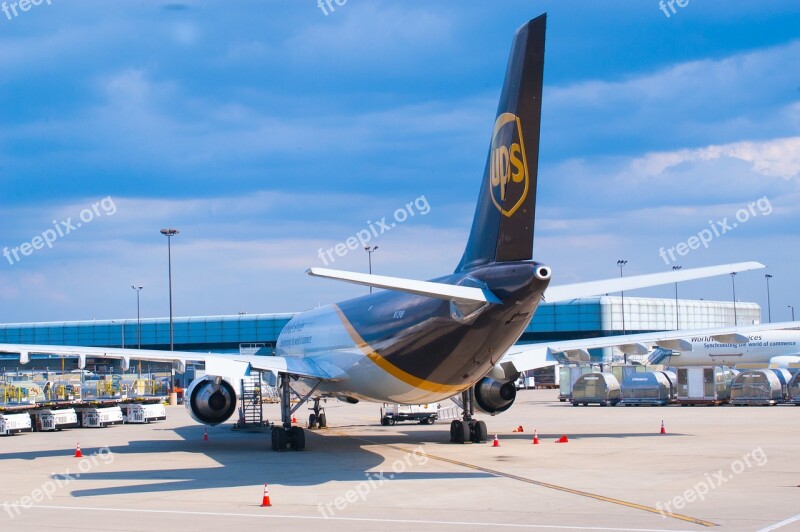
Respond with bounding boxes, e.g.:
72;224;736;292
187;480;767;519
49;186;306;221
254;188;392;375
0;296;760;370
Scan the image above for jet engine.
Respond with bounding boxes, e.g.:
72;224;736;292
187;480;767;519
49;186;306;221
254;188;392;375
473;376;517;415
768;355;800;368
185;375;237;426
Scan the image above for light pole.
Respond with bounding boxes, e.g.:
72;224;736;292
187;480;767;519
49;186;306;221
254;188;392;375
160;228;179;351
617;259;627;363
730;272;737;326
789;305;795;321
672;265;682;329
764;274;772;323
365;245;379;294
131;285;143;349
617;259;627;332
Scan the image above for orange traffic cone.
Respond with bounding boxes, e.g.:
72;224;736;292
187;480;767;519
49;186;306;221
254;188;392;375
203;428;209;441
291;416;297;424
532;430;539;444
261;484;272;507
74;443;82;458
555;435;569;443
492;434;500;447
517;425;524;433
660;420;666;434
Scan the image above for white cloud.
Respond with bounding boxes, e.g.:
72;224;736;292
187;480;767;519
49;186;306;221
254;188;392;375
627;136;800;181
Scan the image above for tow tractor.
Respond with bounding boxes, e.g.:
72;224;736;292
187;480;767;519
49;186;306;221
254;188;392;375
0;410;33;435
380;402;439;425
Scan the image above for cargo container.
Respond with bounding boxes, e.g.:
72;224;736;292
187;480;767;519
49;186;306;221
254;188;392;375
571;372;621;406
768;368;793;400
611;364;647;386
788;371;800;405
676;366;736;406
620;371;674;406
730;369;784;406
558;365;600;402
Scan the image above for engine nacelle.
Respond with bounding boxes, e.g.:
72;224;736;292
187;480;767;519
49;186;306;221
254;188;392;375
185;375;237;426
473;376;517;415
768;355;800;368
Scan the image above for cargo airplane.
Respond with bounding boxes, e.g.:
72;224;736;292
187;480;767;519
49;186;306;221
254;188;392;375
0;15;781;450
504;324;800;371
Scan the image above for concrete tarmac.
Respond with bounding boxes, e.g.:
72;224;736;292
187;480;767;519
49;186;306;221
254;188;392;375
0;390;798;531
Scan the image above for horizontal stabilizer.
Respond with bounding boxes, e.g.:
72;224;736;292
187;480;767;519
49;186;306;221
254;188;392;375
544;262;764;302
306;268;501;305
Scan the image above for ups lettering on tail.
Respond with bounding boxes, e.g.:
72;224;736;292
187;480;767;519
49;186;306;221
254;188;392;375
489;113;529;217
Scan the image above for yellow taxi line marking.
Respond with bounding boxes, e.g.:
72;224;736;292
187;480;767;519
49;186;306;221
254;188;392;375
327;429;719;528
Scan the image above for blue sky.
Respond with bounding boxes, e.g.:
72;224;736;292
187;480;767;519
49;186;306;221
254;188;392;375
0;0;798;323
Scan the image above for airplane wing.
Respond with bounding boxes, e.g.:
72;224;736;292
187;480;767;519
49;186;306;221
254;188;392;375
502;320;800;373
0;343;340;381
544;262;764;302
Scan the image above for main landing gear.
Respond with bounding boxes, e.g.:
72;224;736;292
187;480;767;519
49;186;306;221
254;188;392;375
270;373;321;451
450;388;488;444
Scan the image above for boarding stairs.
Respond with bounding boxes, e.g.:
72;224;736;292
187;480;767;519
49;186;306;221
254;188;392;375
232;374;269;430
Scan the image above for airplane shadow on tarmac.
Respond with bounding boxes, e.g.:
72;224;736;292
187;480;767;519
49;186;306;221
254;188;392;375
0;423;495;497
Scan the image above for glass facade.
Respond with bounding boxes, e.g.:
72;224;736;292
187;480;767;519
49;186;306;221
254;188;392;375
0;297;759;358
0;313;295;354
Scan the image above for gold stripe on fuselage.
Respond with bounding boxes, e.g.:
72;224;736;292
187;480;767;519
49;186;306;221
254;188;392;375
333;305;465;395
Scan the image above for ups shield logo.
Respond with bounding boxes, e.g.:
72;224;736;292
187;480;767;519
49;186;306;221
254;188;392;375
489;112;529;217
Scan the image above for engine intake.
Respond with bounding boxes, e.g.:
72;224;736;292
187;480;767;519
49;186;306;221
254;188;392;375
185;376;237;426
473;376;517;415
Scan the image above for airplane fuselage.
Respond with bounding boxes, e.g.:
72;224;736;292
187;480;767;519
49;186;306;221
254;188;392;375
277;261;549;404
660;330;800;367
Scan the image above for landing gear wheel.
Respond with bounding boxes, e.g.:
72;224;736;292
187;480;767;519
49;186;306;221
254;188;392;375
271;426;287;451
472;420;488;443
318;412;327;428
308;413;318;429
460;420;472;443
454;420;471;443
289;427;306;451
450;420;460;442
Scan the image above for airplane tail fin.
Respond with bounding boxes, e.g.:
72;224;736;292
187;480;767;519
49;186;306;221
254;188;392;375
456;15;546;273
